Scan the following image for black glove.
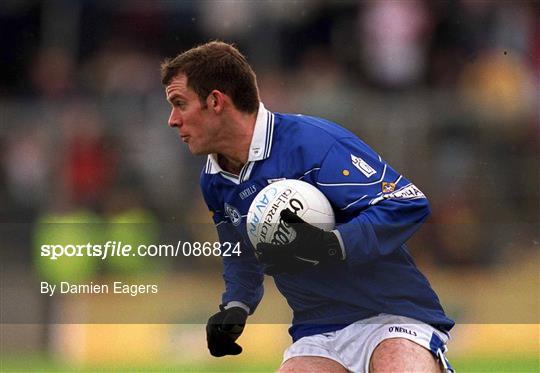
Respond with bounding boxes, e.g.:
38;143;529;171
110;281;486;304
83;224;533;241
256;209;344;275
206;305;248;357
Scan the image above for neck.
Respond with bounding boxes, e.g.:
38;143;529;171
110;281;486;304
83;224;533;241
215;109;257;175
218;154;244;175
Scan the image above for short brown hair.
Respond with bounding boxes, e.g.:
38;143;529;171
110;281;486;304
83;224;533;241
161;41;259;113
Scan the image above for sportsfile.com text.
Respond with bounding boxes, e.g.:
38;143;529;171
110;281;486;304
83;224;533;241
40;241;241;260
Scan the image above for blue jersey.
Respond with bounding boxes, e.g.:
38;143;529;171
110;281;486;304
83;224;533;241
200;103;454;342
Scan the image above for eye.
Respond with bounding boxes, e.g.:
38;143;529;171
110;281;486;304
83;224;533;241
174;100;187;109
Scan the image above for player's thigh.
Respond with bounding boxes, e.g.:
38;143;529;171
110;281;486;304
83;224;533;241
278;356;349;373
369;337;441;373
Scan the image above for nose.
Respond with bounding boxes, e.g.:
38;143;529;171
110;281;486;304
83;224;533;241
168;108;182;128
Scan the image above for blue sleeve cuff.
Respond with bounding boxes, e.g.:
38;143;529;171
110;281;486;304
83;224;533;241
335;214;379;265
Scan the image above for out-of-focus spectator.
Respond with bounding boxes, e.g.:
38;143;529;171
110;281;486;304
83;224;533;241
359;0;431;88
459;52;536;124
3;129;51;216
198;1;255;39
57;104;118;211
430;186;488;267
30;47;75;98
290;46;358;126
33;206;104;283
81;38;159;98
103;187;160;274
257;70;295;113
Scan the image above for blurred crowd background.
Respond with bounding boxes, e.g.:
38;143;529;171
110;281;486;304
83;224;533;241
1;0;538;266
1;0;538;369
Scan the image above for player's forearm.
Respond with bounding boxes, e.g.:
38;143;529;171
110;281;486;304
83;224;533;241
336;198;430;265
222;255;264;314
215;221;264;313
222;282;262;315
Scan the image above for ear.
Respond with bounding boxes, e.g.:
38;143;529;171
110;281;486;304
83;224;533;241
207;90;226;113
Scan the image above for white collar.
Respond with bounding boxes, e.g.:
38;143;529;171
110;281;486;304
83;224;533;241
204;102;275;176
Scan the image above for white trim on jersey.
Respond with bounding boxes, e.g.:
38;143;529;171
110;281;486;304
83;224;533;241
220;171;242;184
239;162;255;183
341;194;369;210
298;167;321;180
204;102;275;184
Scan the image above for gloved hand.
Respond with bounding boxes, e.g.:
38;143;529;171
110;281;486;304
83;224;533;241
206;306;248;357
256;209;344;275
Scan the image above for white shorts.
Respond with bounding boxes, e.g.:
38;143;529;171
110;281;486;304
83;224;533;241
282;313;454;373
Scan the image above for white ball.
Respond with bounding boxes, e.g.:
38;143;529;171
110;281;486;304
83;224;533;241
246;179;335;250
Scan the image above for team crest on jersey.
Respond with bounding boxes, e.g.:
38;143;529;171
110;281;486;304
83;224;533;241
224;203;242;226
382;182;396;193
351;154;376;178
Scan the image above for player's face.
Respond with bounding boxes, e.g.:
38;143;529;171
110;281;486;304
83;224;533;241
165;74;220;155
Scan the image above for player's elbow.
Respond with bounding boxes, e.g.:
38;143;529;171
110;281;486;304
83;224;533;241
416;197;431;223
398;197;430;225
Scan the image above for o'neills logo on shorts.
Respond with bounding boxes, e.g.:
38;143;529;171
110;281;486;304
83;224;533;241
388;326;417;337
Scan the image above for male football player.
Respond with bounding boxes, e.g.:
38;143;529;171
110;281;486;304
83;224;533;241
161;41;454;372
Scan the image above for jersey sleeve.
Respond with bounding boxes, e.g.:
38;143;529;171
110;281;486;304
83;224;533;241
200;180;264;314
315;137;430;266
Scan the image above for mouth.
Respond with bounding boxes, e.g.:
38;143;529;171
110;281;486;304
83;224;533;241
180;135;189;143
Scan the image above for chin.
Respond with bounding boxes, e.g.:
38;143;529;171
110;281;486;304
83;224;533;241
188;145;208;156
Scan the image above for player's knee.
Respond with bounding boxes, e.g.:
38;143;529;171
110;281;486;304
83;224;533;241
369;338;441;373
278;356;348;373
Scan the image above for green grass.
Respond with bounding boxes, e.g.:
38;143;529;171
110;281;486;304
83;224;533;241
451;356;539;372
1;356;538;372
